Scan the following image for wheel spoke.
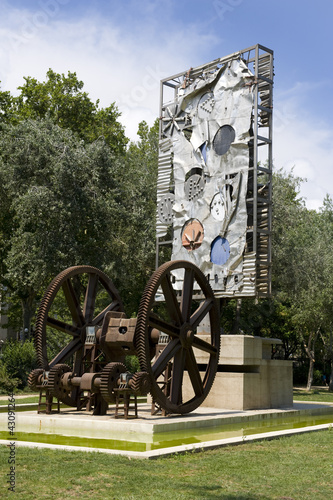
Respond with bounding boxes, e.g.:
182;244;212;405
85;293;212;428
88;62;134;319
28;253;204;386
170;347;186;405
152;338;182;379
148;312;180;338
170;348;186;405
46;316;81;337
186;347;204;397
83;273;99;323
192;335;218;355
62;279;85;327
91;300;121;326
180;267;194;322
190;297;214;329
161;273;183;325
49;337;82;368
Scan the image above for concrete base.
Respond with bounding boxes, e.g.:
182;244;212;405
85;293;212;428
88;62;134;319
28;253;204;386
185;335;293;410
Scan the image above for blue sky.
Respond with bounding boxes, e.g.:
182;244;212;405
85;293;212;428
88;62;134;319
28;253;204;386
0;0;332;209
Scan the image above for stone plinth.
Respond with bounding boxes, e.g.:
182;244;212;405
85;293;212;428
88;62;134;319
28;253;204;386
184;335;293;410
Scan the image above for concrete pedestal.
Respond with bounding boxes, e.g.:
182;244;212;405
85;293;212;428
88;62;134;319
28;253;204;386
184;335;293;410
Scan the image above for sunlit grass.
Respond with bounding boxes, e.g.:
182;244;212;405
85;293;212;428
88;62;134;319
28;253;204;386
1;430;332;499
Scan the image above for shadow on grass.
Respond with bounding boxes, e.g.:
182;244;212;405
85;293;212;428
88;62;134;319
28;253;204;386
172;483;270;499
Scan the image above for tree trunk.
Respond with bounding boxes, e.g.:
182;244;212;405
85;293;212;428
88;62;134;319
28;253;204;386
21;292;36;341
307;357;315;391
329;330;333;392
300;328;319;392
329;363;333;392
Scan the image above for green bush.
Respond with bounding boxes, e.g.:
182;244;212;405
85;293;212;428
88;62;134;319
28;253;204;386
313;369;324;386
2;340;37;389
125;355;140;373
0;362;19;393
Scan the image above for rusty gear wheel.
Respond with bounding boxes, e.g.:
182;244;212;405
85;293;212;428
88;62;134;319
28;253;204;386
28;368;44;391
34;265;124;371
135;260;220;414
48;363;75;406
100;362;127;403
130;371;151;396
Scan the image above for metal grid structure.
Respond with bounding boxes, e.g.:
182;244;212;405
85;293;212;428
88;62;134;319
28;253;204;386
156;44;273;298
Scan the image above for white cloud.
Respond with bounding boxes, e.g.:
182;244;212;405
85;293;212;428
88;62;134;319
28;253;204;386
273;84;333;210
0;5;219;140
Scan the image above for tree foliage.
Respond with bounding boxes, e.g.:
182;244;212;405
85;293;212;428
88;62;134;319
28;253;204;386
1;69;128;155
111;119;159;313
0;118;125;332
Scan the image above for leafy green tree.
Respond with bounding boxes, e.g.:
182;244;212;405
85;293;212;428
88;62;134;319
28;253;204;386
0;362;19;393
0;118;124;334
111;119;159;313
0;88;16;124
1;69;128;155
272;170;333;389
318;195;333;391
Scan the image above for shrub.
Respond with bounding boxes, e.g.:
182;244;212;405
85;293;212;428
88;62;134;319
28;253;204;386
313;369;324;386
2;340;37;388
0;362;19;393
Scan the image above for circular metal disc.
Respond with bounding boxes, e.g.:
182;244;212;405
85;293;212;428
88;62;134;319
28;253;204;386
210;191;226;221
158;194;175;224
210;236;230;265
213;125;235;155
184;174;205;202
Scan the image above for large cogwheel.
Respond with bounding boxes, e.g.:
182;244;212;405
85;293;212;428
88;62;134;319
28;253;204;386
48;364;75;407
34;265;124;370
100;362;127;403
135;260;220;414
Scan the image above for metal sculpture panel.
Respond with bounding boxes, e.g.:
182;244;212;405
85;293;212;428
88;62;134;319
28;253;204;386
156;45;274;298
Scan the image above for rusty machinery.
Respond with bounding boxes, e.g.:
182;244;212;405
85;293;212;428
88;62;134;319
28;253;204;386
28;262;220;416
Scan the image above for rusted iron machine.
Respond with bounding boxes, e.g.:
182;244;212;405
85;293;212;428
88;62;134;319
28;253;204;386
28;262;220;416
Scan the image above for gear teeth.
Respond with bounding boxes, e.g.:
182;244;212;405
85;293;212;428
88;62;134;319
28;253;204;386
100;362;127;403
130;372;151;396
28;368;44;391
48;363;75;406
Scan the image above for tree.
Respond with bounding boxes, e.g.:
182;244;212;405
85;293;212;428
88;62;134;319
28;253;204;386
272;170;333;389
1;69;128;155
0;88;16;124
319;195;333;391
1;340;36;389
0;118;124;334
111;119;159;313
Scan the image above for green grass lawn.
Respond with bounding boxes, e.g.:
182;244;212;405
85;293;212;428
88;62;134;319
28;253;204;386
0;395;39;406
1;430;333;499
293;387;333;403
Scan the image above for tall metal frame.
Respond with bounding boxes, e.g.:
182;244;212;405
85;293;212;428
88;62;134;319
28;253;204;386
156;44;273;298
